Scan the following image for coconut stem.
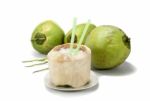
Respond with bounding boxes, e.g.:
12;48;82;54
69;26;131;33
25;60;48;67
22;57;47;63
33;67;48;74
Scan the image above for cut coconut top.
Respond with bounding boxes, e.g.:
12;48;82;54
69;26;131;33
48;43;90;62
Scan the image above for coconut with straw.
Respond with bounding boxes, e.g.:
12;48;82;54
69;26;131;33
47;19;91;88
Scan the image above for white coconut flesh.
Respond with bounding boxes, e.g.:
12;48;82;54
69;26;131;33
47;44;91;88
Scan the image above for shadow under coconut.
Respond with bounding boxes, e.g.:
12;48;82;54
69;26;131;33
92;61;137;76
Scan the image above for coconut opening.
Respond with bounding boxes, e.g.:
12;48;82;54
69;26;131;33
53;43;86;52
67;34;77;43
49;44;88;62
122;34;130;49
32;32;46;45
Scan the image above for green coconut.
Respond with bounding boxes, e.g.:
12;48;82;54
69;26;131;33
85;25;131;69
31;20;65;54
64;23;96;44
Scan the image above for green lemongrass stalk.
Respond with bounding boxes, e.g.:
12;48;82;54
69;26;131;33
33;67;49;74
22;57;47;63
74;20;91;54
25;60;48;67
69;18;77;55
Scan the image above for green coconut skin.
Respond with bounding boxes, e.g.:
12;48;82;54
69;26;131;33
64;23;96;44
85;25;131;69
31;20;65;54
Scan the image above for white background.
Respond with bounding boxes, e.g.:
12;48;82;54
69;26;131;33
0;0;150;101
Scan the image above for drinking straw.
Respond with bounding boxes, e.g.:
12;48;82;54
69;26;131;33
74;20;90;54
69;18;77;54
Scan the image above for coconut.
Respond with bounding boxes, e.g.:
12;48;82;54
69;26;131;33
31;20;65;54
64;23;96;44
47;43;91;88
85;25;131;69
